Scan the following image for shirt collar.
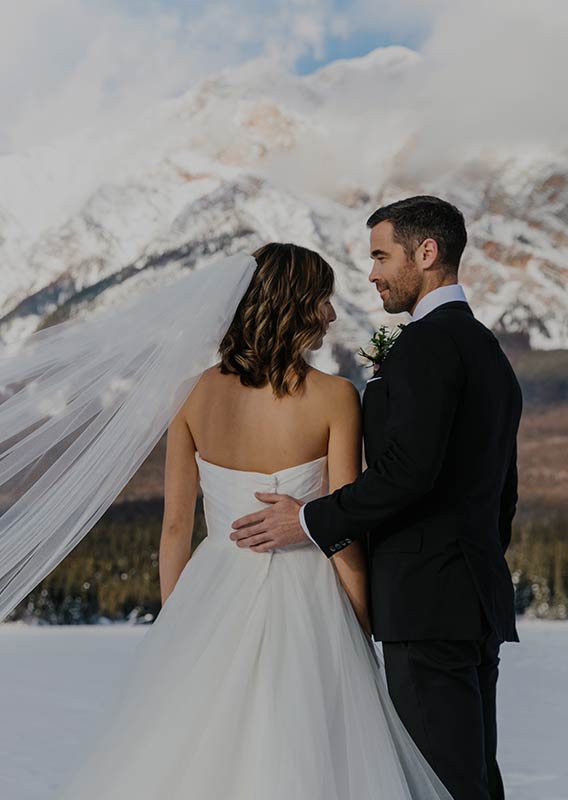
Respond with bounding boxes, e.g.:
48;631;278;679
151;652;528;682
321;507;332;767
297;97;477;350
410;284;468;323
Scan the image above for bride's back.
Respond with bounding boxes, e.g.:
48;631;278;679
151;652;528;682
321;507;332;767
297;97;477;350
184;364;334;473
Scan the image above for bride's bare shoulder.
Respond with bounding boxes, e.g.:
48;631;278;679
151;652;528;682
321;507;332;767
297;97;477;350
306;367;360;409
196;363;226;386
182;364;231;406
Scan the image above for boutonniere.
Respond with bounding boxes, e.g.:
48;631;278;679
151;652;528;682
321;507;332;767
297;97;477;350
358;324;405;374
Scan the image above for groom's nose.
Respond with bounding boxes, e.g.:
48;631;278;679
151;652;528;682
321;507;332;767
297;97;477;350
369;262;380;283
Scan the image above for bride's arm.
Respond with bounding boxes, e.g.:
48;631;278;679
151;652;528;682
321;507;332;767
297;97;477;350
159;405;199;605
326;379;371;635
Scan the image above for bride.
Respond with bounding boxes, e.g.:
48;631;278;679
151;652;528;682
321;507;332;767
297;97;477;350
1;243;452;799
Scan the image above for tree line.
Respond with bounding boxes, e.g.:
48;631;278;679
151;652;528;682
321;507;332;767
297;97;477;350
6;500;567;625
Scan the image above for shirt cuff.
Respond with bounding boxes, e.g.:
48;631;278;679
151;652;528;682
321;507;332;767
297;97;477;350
299;504;322;550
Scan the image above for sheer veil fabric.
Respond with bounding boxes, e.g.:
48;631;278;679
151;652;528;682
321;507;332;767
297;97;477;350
0;252;257;622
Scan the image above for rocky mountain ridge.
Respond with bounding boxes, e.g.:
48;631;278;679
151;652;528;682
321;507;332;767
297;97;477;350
0;46;566;362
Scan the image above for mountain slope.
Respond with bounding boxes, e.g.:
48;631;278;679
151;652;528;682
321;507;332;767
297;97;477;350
0;46;566;359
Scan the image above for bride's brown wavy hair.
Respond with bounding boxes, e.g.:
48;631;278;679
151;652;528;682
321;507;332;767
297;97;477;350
219;242;335;397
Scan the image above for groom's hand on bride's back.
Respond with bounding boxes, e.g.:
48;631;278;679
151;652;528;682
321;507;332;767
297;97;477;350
230;494;306;552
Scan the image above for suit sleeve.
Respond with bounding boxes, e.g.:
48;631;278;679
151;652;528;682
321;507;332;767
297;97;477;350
304;322;465;557
498;442;518;552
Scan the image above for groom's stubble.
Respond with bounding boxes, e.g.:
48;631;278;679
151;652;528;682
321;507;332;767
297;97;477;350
368;219;456;315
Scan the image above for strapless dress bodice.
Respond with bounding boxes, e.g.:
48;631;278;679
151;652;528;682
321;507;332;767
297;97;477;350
195;452;329;550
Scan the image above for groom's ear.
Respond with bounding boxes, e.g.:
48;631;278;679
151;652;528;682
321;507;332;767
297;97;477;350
416;238;439;271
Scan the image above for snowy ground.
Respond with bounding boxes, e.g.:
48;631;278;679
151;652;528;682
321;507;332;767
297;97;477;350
0;620;565;799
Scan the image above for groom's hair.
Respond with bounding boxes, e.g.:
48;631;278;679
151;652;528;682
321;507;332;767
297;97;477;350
366;195;467;272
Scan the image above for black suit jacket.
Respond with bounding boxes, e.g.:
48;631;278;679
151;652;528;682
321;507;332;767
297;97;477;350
305;302;522;643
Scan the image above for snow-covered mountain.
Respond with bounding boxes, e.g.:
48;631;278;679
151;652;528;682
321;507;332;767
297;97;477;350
1;46;567;370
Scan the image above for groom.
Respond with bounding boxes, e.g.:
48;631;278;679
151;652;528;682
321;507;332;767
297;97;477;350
231;195;522;800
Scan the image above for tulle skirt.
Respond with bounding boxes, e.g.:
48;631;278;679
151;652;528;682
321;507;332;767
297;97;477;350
55;538;452;799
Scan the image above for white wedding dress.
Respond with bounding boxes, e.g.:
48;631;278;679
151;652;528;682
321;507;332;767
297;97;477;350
55;453;453;800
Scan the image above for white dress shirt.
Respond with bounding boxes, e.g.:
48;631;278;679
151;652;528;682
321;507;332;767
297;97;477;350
299;283;468;546
409;283;467;322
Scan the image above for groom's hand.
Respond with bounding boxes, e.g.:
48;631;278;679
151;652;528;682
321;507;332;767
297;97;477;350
230;494;307;552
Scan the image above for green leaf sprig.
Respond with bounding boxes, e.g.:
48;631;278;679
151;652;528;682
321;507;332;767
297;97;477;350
358;324;405;370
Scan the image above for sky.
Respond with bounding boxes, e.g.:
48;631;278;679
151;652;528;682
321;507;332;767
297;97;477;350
150;0;435;69
0;0;440;154
0;1;566;157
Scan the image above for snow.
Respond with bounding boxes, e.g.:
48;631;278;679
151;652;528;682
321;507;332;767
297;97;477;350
0;620;565;799
0;46;567;349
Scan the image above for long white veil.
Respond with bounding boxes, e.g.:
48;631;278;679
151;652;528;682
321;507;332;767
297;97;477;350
0;251;257;623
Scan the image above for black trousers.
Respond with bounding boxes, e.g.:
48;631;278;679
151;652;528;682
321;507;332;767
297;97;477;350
382;629;505;800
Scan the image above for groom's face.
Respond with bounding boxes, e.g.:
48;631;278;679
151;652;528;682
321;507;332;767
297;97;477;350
368;220;423;314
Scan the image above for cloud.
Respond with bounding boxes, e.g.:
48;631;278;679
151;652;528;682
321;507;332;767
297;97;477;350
0;1;194;153
311;0;568;175
401;0;568;172
1;0;566;175
0;0;443;155
0;0;338;154
297;0;568;182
